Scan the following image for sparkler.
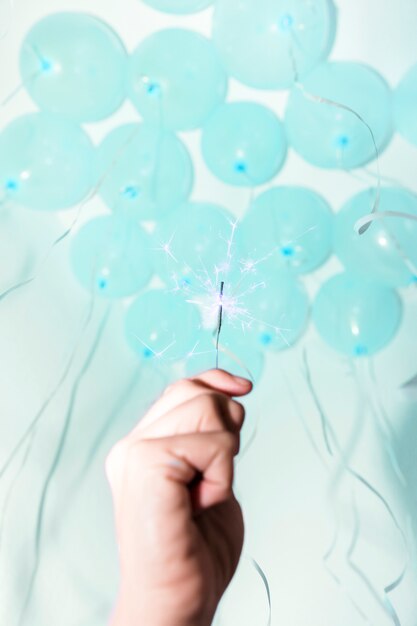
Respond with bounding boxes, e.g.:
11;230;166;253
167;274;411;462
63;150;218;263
155;214;297;363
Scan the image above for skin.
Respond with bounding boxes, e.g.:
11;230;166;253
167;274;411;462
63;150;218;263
106;369;253;626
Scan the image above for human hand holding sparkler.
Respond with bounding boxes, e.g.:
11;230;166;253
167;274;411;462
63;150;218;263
106;369;252;626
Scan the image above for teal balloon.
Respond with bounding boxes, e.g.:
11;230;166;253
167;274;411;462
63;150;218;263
70;215;153;298
125;290;201;362
285;62;393;169
96;123;193;220
202;102;287;186
213;0;335;89
394;63;417;147
334;187;417;287
0;112;93;210
127;29;227;131
238;270;309;351
185;327;264;383
141;0;212;14
20;13;127;123
238;186;333;274
152;202;239;288
313;273;402;356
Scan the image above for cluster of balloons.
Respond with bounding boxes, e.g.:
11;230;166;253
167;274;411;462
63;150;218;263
0;4;415;372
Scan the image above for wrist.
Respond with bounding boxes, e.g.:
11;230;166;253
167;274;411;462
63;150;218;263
110;591;214;626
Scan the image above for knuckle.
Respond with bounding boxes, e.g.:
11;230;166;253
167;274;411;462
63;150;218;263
220;431;239;455
229;399;245;422
125;438;150;469
199;391;222;413
105;439;127;481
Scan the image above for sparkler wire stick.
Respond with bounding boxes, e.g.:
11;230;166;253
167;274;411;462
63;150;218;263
215;281;225;369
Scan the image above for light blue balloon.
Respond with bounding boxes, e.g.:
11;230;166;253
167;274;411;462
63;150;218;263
202;102;287;186
394;63;417;147
237;270;309;351
152;202;240;289
313;273;402;356
127;29;227;131
0;112;93;210
185;327;264;383
125;289;202;362
213;0;336;89
141;0;212;14
285;62;393;169
20;13;127;123
334;187;417;287
70;215;153;299
238;186;333;274
96;123;193;220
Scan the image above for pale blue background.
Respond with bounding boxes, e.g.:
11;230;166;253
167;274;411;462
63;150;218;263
0;1;417;625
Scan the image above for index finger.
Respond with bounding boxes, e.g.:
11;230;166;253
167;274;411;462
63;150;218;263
189;369;252;397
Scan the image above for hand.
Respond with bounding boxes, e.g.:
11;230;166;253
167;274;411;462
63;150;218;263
106;369;252;626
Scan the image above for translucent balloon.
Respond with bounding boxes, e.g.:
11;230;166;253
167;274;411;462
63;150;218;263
394;63;417;147
152;202;239;289
0;112;94;210
202;102;287;186
312;273;402;356
96;123;193;220
125;289;202;362
70;215;153;299
141;0;212;13
237;270;309;351
238;186;333;274
285;62;393;169
213;0;335;90
127;29;227;131
185;327;264;383
334;188;417;288
20;13;127;123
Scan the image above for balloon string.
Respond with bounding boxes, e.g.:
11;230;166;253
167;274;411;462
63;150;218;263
0;296;96;481
355;209;417;228
346;490;400;625
0;430;35;561
288;37;417;279
0;123;143;304
0;0;13;41
302;348;407;625
72;365;142;487
366;359;407;487
281;367;373;624
288;42;381;234
17;305;111;626
0;68;42;107
301;349;333;455
302;353;374;614
245;555;272;626
355;207;417;278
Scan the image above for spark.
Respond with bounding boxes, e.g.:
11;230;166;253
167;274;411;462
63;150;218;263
153;231;178;263
133;334;177;362
153;217;312;356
